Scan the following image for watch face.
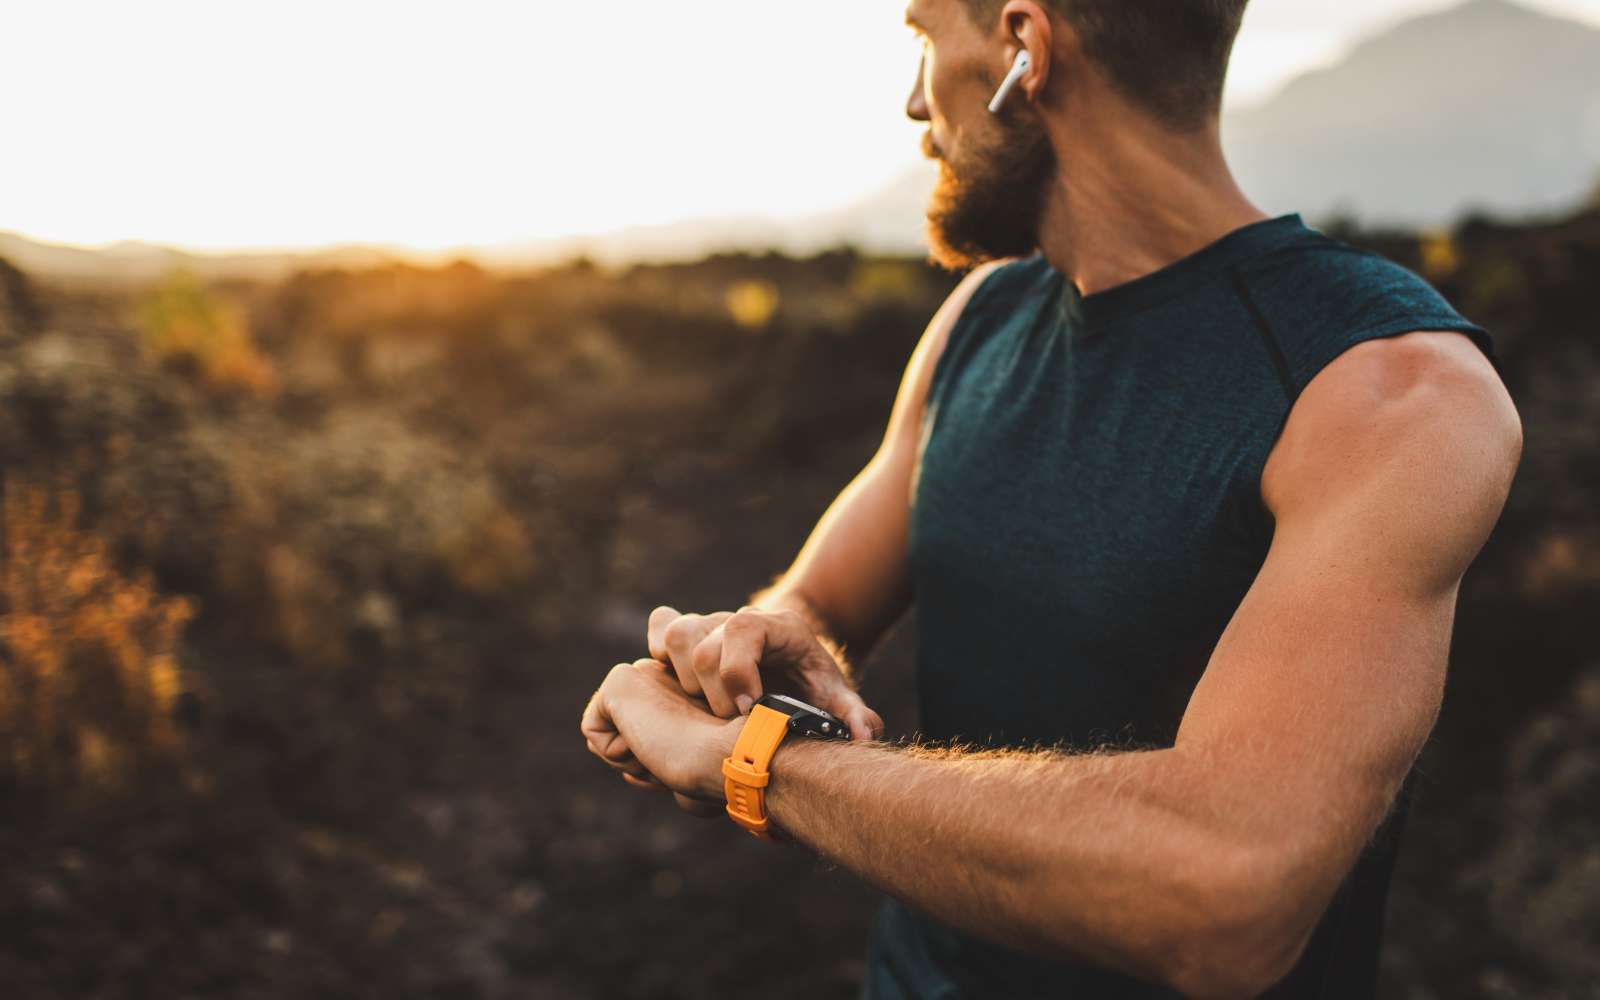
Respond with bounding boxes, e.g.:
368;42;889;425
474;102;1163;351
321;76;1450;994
759;693;851;741
762;693;835;721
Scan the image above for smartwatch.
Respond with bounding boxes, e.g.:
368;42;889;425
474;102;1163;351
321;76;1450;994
722;693;851;840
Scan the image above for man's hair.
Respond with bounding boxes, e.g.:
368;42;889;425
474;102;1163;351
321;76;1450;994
963;0;1249;129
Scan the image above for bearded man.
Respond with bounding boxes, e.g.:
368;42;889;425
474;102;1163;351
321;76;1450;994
580;1;1522;996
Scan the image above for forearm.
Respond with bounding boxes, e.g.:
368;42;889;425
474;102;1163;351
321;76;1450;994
761;737;1309;995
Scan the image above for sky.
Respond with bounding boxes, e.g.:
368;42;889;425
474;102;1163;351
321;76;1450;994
3;0;1598;253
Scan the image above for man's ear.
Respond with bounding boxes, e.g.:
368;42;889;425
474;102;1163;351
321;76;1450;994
998;0;1055;104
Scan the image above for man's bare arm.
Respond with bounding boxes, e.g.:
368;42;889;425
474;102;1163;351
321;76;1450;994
754;332;1521;998
750;262;1004;667
641;264;1004;755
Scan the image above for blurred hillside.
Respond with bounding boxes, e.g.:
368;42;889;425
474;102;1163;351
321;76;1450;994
0;206;1596;998
7;1;1598;281
0;231;408;290
1225;0;1600;225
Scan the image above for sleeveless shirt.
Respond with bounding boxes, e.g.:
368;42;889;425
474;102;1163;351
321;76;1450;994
863;214;1493;999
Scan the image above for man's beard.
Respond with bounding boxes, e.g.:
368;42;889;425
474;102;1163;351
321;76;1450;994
923;121;1055;272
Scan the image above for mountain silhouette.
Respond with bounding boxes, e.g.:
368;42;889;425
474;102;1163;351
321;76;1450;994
0;230;401;286
1223;0;1600;224
838;0;1600;249
771;0;1600;250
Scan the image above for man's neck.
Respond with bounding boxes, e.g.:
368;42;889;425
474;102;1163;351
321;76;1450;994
1035;110;1267;298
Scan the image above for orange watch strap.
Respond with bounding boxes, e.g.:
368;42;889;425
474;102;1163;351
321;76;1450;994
723;703;792;839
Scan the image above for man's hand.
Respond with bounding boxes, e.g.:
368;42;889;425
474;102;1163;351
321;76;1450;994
647;605;884;741
580;658;744;807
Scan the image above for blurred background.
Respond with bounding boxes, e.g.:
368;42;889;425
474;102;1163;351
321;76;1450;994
0;0;1596;997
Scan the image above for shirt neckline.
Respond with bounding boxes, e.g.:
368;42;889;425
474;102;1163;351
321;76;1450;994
1056;213;1311;334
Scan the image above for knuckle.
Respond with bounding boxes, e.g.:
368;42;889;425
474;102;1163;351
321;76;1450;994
691;641;721;677
663;616;699;645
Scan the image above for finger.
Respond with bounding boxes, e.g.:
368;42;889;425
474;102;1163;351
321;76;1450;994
811;683;883;742
581;673;641;768
719;610;768;715
602;743;654;779
586;731;640;772
647;606;682;663
584;712;653;771
591;746;658;785
691;627;738;718
578;671;625;746
845;703;886;742
623;772;669;792
661;613;708;697
674;793;725;819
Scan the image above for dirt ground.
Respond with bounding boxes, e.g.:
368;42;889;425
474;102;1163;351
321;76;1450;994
2;218;1597;997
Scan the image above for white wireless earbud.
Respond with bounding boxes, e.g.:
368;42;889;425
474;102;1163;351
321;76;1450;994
987;50;1031;114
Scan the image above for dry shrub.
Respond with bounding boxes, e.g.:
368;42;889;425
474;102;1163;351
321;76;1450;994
850;258;928;304
261;541;349;668
1419;229;1462;282
137;270;278;396
435;482;536;599
216;413;537;671
1518;531;1600;599
0;256;40;340
725;280;780;331
0;476;193;788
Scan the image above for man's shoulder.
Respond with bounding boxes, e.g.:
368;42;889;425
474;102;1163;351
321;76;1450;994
913;257;1039;389
940;254;1051;321
1261;328;1522;526
1236;235;1493;399
927;255;1058;360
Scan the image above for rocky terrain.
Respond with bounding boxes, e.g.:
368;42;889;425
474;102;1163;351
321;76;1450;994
0;211;1595;997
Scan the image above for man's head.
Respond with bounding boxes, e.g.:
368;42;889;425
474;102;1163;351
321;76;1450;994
907;0;1250;270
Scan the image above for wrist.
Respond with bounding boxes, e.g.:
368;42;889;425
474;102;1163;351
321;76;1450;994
717;694;854;840
762;733;839;838
701;717;744;800
767;727;839;781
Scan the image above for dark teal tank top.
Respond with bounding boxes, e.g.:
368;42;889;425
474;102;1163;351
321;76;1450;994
865;215;1492;999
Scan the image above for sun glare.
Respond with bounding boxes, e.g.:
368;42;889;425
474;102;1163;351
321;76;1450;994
3;0;1597;252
